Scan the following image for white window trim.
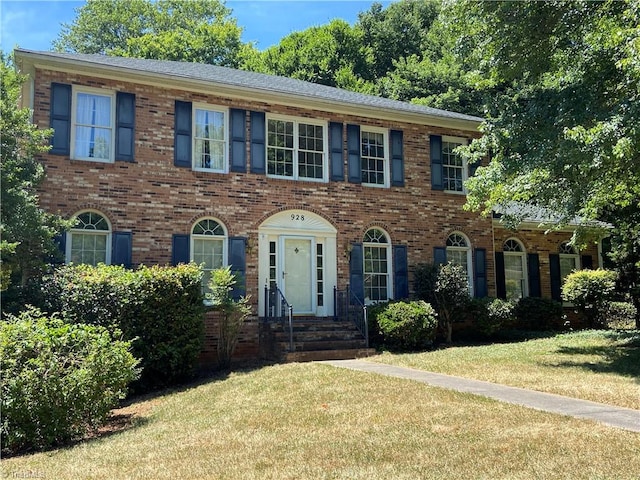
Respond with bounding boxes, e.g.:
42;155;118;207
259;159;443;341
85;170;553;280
442;135;468;195
190;217;229;303
192;103;229;174
70;86;116;163
503;238;529;299
363;228;393;304
65;210;112;265
361;126;390;188
265;113;329;183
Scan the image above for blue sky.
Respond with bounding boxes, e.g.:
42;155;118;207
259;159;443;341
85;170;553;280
1;0;392;53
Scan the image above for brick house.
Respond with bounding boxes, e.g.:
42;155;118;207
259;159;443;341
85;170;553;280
14;49;602;363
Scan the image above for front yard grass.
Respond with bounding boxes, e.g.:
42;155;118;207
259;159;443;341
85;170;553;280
3;333;640;480
372;329;640;409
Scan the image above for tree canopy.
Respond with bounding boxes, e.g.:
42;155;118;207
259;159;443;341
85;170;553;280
53;0;245;67
0;54;68;295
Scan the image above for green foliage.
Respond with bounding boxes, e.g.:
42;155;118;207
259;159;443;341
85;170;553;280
207;266;251;370
0;53;70;299
376;300;438;351
562;269;618;328
603;301;638;330
412;262;439;307
435;262;471;343
42;263;205;392
469;297;515;339
513;297;564;331
53;0;244;67
1;307;138;454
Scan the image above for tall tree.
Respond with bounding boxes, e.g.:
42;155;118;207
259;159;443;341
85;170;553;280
0;54;69;299
448;0;640;323
53;0;245;67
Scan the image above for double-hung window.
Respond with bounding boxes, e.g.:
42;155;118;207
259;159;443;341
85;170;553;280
66;211;112;265
503;238;528;300
191;218;227;296
559;242;579;283
71;88;115;162
446;232;473;294
442;136;467;193
267;116;327;181
194;106;228;172
363;228;391;303
361;128;389;187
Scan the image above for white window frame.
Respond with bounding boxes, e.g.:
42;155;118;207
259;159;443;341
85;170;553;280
503;238;528;300
266;114;328;183
361;126;390;188
70;86;116;163
363;228;392;304
192;103;229;174
191;218;228;299
442;135;468;194
66;210;112;265
446;232;473;295
559;242;580;283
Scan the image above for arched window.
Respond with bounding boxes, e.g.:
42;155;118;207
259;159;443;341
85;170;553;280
503;238;528;300
363;228;392;303
559;242;579;283
446;232;473;294
67;210;111;265
191;218;227;294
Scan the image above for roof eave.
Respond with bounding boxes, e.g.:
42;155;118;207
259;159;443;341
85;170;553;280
15;50;482;132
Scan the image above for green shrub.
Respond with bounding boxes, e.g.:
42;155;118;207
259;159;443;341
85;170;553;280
562;269;617;328
513;297;564;331
413;263;439;307
376;300;438;351
603;301;638;330
435;262;471;343
469;297;515;339
366;301;390;349
42;263;205;392
1;308;138;454
208;266;252;370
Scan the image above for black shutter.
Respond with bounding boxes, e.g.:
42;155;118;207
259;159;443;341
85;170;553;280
581;255;593;270
174;101;192;168
527;253;541;297
52;232;67;265
393;244;409;299
434;246;447;266
390;129;404;187
115;92;135;162
474;248;487;298
111;231;132;268
347;124;361;183
495;251;506;299
349;243;364;303
172;234;190;266
329;122;344;181
230;108;246;173
250;111;266;174
549;253;562;301
228;237;247;300
430;135;444;190
50;83;71;155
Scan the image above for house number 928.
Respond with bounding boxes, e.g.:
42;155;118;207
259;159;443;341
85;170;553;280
291;214;305;221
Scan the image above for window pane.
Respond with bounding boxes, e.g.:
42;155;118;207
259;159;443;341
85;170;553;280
361;131;386;185
75;93;112;160
505;254;524;300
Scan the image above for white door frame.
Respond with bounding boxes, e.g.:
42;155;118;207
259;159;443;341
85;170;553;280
281;235;315;314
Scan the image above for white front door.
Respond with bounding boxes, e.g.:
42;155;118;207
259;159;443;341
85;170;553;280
283;237;314;314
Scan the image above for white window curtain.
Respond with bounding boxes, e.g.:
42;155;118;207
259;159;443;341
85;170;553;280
194;109;225;170
75;93;112;160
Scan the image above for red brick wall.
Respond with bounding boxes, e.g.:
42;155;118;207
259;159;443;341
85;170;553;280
32;68;493;304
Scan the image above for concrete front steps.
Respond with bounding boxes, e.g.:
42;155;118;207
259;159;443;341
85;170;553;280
264;317;376;363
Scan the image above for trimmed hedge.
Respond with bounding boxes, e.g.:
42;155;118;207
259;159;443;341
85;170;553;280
469;297;515;339
562;269;617;328
1;308;138;454
376;300;438;351
513;297;564;331
42;263;205;392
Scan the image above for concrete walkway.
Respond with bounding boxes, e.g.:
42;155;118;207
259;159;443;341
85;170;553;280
321;359;640;433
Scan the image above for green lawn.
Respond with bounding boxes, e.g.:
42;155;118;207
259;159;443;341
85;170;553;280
372;329;640;409
3;330;639;479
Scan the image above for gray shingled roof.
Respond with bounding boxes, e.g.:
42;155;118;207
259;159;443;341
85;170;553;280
18;49;483;124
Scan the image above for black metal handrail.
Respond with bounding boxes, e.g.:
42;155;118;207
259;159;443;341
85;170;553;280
334;285;368;348
264;283;294;352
